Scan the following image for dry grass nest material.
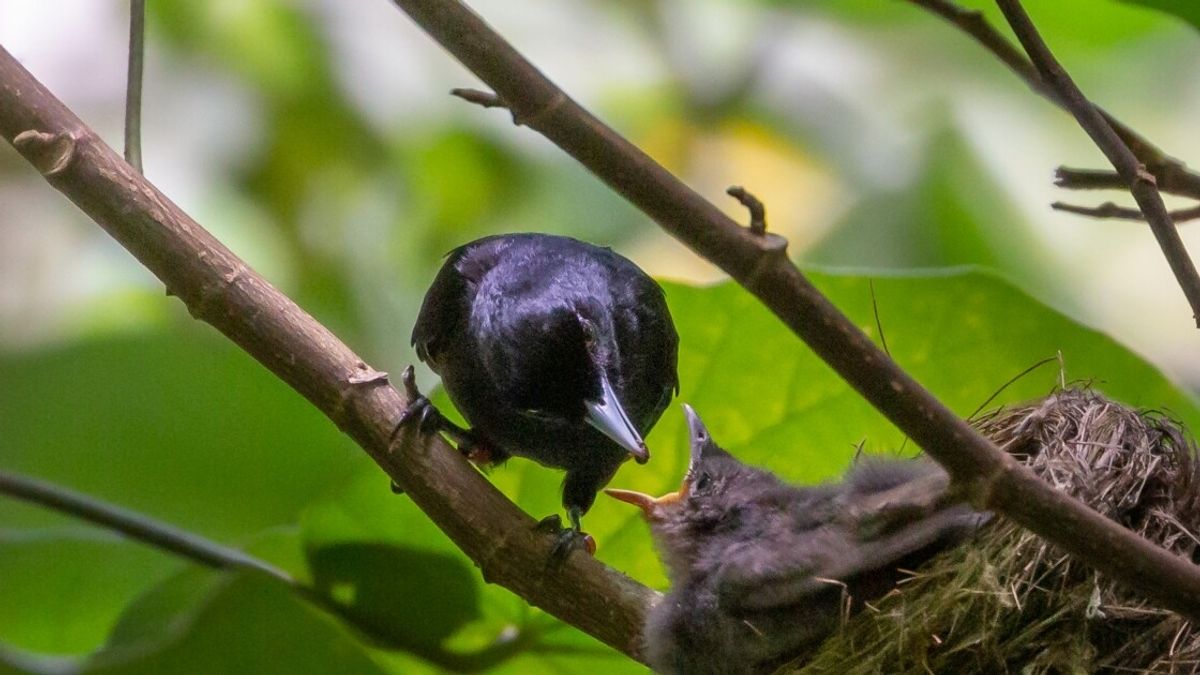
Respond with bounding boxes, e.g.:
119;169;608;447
799;388;1200;674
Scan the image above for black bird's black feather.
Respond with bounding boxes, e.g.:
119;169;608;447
607;406;986;674
409;233;679;543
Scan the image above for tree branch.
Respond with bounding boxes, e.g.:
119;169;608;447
1052;200;1200;223
0;469;293;582
904;0;1200;201
992;0;1200;326
386;0;1200;622
124;0;145;172
0;45;655;661
905;0;1200;323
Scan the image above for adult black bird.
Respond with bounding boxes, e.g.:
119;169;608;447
400;233;679;555
606;405;985;674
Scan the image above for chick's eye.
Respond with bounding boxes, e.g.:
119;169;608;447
693;473;712;492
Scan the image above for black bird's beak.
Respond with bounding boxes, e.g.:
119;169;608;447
585;372;650;464
605;403;714;518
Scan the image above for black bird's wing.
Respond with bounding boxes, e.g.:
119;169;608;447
606;254;680;428
411;237;510;368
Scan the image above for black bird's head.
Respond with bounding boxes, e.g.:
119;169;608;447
605;404;784;580
491;298;650;464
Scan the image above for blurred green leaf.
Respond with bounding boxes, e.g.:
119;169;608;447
102;567;225;654
83;572;388;675
808;128;1058;295
300;466;634;672
1118;0;1200;30
307;544;479;650
0;329;367;538
0;328;370;656
0;531;178;656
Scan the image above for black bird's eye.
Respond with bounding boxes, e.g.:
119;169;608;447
693;472;712;493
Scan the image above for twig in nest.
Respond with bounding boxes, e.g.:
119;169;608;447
802;389;1200;674
726;185;767;235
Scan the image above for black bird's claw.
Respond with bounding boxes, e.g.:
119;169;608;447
390;366;445;448
536;514;596;563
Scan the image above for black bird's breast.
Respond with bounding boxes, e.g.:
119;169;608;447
411;233;679;473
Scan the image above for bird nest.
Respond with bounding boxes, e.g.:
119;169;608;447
797;388;1200;674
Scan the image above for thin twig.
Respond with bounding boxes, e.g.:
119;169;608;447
994;0;1200;327
124;0;145;172
1055;167;1130;191
386;0;1200;623
904;0;1200;201
969;356;1058;421
0;46;655;661
450;87;506;109
1052;201;1200;223
869;280;891;357
0;469;292;582
726;185;767;235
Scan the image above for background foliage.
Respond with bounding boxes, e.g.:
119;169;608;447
1;0;1199;672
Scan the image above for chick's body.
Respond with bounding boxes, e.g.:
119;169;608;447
412;233;679;521
607;407;985;674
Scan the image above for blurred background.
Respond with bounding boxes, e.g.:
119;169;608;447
2;0;1199;672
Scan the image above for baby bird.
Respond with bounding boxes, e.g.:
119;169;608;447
606;405;985;673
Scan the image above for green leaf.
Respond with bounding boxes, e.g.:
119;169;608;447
0;531;178;656
588;271;1200;589
0;329;370;655
808;128;1057;296
82;572;388;675
0;330;367;539
1118;0;1200;30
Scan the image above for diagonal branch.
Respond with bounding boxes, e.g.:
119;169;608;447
386;0;1200;623
0;45;655;661
907;0;1200;323
992;0;1200;326
0;469;293;582
905;0;1200;201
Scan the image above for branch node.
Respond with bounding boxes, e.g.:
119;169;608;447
452;87;532;127
348;362;389;386
1051;200;1136;220
398;364;421;403
451;87;508;110
186;265;248;322
1135;165;1158;187
1054;167;1123;191
726;185;767;235
13;129;77;177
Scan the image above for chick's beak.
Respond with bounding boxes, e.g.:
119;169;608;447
585;372;650;464
603;484;686;520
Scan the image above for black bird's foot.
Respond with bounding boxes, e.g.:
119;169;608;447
389;365;503;472
536;511;596;564
390;366;444;445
